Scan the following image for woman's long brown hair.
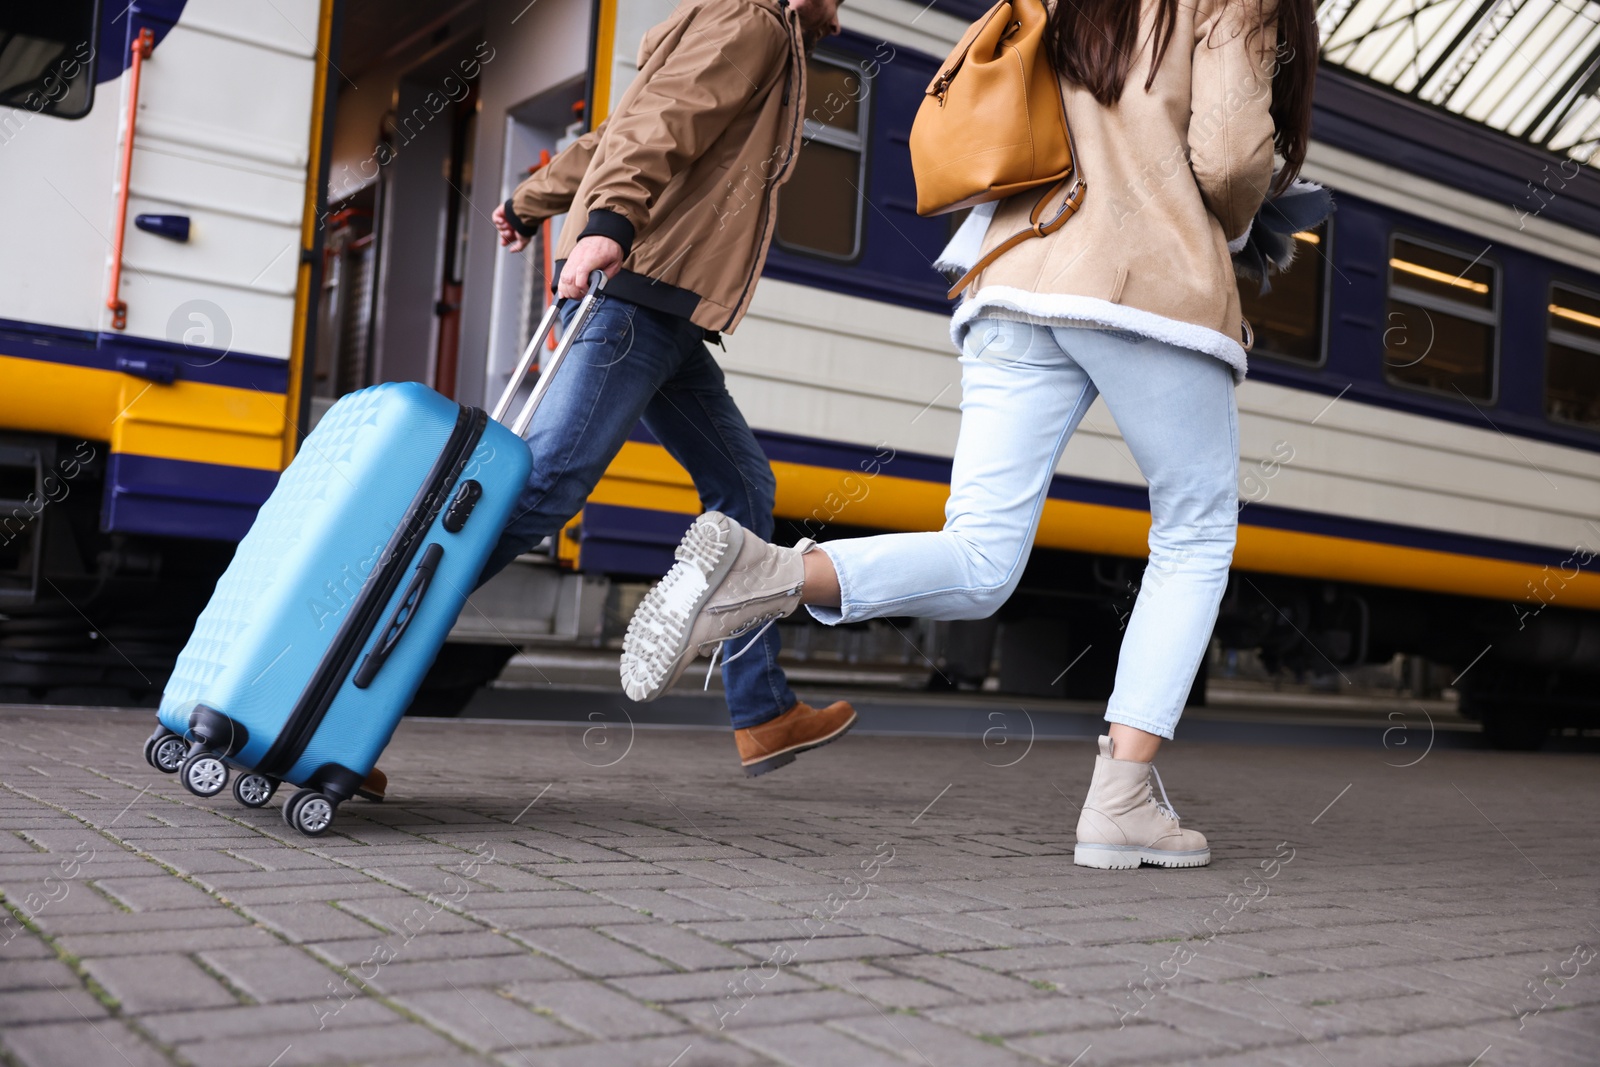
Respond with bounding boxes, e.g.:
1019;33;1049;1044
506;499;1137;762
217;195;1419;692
1046;0;1319;194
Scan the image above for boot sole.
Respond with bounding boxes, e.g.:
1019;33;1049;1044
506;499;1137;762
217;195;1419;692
620;514;744;702
1073;843;1211;869
742;713;857;777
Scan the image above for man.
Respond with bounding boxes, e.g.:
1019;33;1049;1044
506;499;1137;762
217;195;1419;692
485;0;853;777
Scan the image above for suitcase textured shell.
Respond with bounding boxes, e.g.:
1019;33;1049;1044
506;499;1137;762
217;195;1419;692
158;382;531;784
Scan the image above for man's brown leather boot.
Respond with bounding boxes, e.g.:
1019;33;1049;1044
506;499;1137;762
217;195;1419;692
735;701;857;776
355;766;387;802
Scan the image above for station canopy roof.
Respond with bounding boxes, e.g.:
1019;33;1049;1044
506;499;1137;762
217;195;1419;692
1318;0;1600;165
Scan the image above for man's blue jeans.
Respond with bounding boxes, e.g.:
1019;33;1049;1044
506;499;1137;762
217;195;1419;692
479;293;797;729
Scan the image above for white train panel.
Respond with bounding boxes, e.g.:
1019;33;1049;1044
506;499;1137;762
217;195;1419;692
115;2;319;355
0;92;121;332
733;276;1600;558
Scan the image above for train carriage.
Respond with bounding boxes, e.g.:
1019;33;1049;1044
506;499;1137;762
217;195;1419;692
3;0;1599;746
1;0;331;702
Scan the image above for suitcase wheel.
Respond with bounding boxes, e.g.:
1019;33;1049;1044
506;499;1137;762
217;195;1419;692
179;751;229;798
232;773;278;808
143;732;187;775
283;788;336;836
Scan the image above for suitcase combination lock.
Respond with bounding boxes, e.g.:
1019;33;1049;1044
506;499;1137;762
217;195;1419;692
442;480;482;532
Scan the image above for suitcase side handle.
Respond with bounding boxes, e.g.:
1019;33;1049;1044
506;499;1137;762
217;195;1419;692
352;542;444;690
490;270;610;435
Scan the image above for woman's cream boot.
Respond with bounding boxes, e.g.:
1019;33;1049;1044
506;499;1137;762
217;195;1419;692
1074;735;1210;869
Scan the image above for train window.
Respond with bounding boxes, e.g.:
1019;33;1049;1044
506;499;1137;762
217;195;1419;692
1237;222;1328;364
1546;285;1600;429
1383;235;1498;402
0;2;98;120
763;34;953;311
776;54;869;262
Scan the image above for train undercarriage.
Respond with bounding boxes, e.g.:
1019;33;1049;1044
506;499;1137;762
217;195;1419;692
4;433;1592;752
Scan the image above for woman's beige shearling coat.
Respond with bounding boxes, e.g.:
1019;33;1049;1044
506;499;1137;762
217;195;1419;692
939;0;1281;380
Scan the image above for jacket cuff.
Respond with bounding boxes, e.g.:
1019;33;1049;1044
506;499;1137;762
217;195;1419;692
1226;220;1253;255
502;197;537;239
577;208;636;260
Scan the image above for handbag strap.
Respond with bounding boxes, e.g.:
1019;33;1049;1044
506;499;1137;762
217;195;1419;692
946;177;1086;301
927;2;1008;101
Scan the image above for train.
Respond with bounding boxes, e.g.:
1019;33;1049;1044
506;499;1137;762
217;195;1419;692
3;0;1598;748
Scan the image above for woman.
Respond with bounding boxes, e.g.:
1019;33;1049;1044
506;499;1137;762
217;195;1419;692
619;0;1319;869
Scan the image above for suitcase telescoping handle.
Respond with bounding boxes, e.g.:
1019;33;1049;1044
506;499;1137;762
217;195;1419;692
490;269;609;437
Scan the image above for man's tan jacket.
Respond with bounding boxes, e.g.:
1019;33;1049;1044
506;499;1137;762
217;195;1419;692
504;0;805;335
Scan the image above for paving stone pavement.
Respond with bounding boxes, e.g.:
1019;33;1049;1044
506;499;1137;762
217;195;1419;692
0;705;1596;1067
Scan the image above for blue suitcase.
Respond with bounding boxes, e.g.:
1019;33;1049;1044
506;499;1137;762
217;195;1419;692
142;274;607;835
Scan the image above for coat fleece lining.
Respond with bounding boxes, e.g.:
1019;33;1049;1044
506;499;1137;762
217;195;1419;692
951;286;1249;383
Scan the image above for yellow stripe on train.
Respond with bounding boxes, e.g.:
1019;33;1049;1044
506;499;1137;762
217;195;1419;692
590;440;1600;610
9;361;1588;612
0;354;288;472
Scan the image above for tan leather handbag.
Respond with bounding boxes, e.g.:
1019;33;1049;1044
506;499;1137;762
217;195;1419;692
910;0;1085;298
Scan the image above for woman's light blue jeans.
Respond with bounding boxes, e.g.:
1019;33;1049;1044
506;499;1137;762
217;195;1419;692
807;319;1239;740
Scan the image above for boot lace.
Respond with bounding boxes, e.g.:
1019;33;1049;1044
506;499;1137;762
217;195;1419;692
702;617;779;689
1149;764;1181;823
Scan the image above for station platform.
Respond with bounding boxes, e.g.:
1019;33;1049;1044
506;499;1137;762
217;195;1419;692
1;699;1595;1066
